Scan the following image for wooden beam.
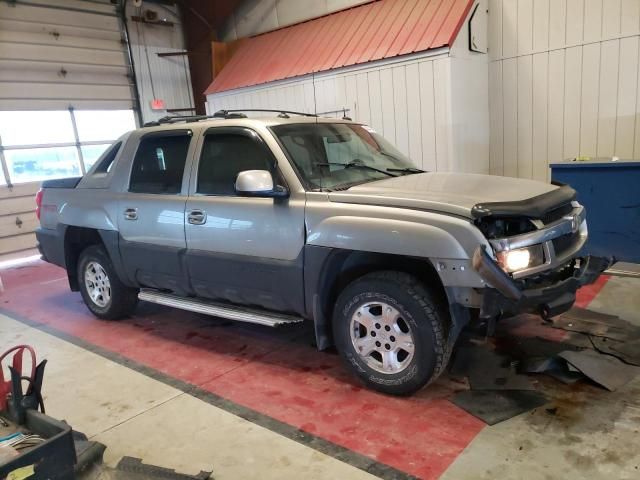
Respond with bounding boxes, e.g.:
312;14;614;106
211;39;245;78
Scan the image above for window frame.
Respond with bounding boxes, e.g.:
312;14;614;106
192;126;283;198
128;129;193;196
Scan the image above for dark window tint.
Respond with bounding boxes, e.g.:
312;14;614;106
197;133;273;195
93;141;121;174
130;134;190;194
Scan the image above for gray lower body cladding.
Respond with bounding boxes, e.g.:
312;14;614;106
35;226;66;268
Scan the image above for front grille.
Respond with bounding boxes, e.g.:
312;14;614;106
541;203;573;225
552;230;580;256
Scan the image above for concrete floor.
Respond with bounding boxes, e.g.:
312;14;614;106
0;261;639;479
1;314;377;480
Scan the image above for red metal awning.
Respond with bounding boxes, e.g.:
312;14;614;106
205;0;474;95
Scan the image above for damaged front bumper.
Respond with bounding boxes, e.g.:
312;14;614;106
472;246;611;320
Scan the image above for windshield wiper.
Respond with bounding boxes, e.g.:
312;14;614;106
314;161;397;177
386;167;426;174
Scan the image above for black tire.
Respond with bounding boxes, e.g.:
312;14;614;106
77;244;138;320
332;271;448;396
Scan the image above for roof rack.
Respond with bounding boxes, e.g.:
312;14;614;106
143;115;212;127
213;109;317;119
141;108;320;127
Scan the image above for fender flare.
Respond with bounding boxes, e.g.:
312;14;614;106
307;216;469;259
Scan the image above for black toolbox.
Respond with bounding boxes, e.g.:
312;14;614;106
0;409;76;480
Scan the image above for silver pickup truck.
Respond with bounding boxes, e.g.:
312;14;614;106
35;111;608;395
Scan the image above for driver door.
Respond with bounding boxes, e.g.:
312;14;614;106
184;127;306;314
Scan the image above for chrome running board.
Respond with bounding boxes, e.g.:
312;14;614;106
138;289;304;327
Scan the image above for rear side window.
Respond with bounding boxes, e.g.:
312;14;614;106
129;133;191;194
197;132;274;196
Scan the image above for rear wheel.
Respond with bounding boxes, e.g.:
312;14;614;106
77;245;138;320
333;271;448;395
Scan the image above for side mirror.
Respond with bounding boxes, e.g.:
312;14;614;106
235;170;289;198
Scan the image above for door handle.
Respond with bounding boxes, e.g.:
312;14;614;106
188;209;207;225
124;208;138;221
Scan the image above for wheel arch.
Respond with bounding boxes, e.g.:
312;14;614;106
305;247;451;351
64;227;130;290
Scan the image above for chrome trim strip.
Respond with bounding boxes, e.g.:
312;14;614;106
138;290;304;327
489;205;585;252
488;205;588;279
511;221;588;279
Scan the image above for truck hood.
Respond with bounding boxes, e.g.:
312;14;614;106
328;172;558;218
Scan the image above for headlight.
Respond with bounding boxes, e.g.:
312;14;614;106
496;245;545;273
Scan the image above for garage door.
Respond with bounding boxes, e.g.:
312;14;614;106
0;0;137;261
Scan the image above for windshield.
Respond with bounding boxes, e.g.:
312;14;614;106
271;123;419;190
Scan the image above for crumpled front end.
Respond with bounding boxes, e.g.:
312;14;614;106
473;248;610;320
471;185;611;320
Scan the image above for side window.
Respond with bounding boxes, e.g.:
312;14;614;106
129;133;191;194
197;132;274;196
92;141;121;174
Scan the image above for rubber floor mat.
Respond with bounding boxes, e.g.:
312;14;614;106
450;390;549;425
115;457;212;479
451;344;535;390
558;349;640;391
610;338;640;366
589;336;640;366
552;308;640;342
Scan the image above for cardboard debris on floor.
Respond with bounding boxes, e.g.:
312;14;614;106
557;349;639;391
450;390;548;426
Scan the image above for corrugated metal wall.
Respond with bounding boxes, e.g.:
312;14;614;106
207;1;490;174
489;0;640;181
208;53;458;172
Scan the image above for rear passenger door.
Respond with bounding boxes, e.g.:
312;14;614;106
184;127;306;314
118;129;194;293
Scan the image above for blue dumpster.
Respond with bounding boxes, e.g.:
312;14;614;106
550;158;640;263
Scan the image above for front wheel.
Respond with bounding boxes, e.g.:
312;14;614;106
77;245;138;320
332;271;448;396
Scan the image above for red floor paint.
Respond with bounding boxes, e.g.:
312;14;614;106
0;261;484;479
575;274;610;309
